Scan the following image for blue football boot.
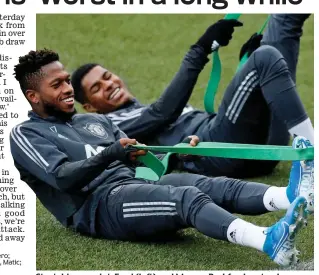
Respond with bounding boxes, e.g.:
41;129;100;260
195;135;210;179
286;136;314;214
263;196;307;266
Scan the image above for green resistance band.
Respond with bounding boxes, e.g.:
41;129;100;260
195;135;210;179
204;13;241;114
134;152;169;181
204;14;270;113
134;142;314;181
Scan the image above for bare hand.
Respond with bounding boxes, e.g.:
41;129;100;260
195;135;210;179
187;135;200;147
178;135;200;161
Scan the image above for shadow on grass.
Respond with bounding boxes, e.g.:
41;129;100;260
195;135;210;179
74;227;197;245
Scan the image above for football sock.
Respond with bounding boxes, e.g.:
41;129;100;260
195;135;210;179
288;118;314;145
263;186;290;211
227;218;267;251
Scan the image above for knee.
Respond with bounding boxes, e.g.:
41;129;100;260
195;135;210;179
254;45;285;65
179;186;211;223
252;45;289;76
256;44;280;54
182;186;209;205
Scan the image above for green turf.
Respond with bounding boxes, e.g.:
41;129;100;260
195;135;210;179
36;14;314;270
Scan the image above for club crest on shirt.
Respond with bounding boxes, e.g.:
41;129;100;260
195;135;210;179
84;123;108;139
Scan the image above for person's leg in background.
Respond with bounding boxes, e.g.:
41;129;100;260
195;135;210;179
262;14;311;83
261;14;312;146
185;43;313;177
182;14;313;178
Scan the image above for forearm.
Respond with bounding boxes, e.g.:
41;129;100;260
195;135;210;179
150;45;209;122
51;150;116;192
115;46;209;140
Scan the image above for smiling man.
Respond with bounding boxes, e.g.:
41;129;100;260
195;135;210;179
20;54;76;119
80;66;134;113
9;49;314;267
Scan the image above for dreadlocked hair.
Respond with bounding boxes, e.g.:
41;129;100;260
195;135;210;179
14;49;60;94
71;63;98;104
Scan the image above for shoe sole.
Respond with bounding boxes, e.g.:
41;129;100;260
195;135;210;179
289;198;308;236
278;198;308;266
301;160;314;214
292;136;314;215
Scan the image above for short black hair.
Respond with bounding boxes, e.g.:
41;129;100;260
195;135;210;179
71;63;98;104
14;49;59;94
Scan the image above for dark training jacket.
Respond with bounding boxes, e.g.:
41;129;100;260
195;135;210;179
10;111;138;227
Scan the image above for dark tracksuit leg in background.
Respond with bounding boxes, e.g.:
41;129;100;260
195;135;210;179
261;14;311;147
183;14;311;178
261;14;311;83
189;45;308;178
94;174;269;241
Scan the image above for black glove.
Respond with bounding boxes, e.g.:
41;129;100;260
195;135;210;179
102;140;138;164
195;19;243;54
239;32;263;60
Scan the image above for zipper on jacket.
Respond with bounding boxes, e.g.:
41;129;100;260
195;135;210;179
65;121;86;142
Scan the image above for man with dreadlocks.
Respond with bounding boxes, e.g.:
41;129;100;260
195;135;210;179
10;47;313;266
71;14;312;178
